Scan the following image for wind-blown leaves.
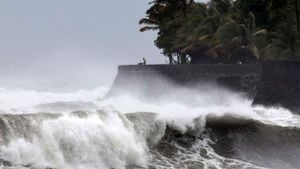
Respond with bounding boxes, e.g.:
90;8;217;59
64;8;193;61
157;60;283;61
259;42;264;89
139;0;300;63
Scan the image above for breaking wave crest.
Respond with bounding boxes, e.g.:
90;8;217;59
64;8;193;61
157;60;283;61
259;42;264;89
0;85;299;169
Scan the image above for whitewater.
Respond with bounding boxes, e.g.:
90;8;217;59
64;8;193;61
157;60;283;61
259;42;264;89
0;83;299;169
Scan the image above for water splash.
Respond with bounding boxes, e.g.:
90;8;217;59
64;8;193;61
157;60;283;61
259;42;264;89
0;85;299;169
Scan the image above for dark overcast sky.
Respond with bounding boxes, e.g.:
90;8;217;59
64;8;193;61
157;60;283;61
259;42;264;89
0;0;208;87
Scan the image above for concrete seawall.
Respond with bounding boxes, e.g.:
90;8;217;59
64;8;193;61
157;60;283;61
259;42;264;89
253;62;300;112
108;62;300;113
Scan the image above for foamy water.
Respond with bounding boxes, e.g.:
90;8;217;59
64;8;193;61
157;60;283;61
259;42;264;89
0;86;107;114
0;84;299;169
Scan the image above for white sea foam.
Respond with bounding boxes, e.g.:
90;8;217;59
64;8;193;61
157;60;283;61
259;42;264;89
99;86;300;130
0;84;299;169
0;86;107;114
0;84;298;129
0;111;148;169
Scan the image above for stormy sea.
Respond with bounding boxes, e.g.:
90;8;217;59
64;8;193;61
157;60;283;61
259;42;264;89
0;82;299;169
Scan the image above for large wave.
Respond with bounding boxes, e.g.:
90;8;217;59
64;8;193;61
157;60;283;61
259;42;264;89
0;85;299;169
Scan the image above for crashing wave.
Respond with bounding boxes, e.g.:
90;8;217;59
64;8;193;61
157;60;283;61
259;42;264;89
0;85;299;169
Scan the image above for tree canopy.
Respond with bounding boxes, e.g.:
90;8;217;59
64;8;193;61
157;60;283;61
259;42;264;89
139;0;300;64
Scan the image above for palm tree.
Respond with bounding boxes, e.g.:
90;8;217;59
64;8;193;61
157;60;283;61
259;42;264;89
139;0;299;63
208;12;267;63
139;0;194;64
174;4;224;63
174;2;266;64
261;24;300;61
296;0;300;32
261;0;300;60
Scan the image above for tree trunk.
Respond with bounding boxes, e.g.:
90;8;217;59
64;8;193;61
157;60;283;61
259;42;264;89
180;54;187;64
168;54;173;64
180;0;187;17
177;54;181;64
296;0;300;33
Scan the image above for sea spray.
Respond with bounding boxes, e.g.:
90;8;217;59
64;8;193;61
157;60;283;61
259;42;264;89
0;111;150;169
0;85;299;168
0;86;107;114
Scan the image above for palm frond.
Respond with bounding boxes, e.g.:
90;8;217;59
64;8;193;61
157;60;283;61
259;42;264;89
251;29;268;37
140;26;159;32
248;42;260;59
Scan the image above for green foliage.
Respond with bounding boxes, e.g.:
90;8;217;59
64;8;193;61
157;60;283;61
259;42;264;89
140;0;300;64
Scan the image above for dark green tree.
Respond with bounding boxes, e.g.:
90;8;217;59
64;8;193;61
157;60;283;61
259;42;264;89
140;0;300;63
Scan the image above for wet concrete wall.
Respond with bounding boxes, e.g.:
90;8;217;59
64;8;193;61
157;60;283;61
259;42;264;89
253;62;300;112
108;62;300;112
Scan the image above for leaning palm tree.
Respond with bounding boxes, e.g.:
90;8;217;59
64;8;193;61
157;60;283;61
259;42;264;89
261;24;300;61
174;5;224;63
139;0;194;64
261;0;300;60
139;1;164;32
174;1;263;64
206;11;267;63
139;0;192;32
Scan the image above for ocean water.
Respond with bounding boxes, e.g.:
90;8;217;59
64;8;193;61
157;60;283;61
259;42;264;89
0;82;299;169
